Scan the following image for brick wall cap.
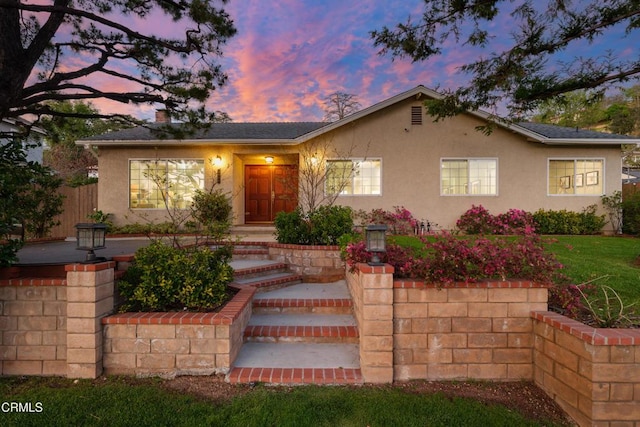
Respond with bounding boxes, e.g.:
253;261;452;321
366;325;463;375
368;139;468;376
268;243;340;251
394;279;547;289
533;311;640;345
65;261;116;272
0;278;66;286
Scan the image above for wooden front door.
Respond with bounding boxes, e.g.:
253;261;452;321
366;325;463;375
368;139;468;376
245;165;298;223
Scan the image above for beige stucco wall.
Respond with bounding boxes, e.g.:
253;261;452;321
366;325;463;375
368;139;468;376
310;98;621;231
96;97;621;231
98;144;299;226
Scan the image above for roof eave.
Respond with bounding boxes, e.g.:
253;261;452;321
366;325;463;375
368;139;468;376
79;138;301;147
534;138;631;146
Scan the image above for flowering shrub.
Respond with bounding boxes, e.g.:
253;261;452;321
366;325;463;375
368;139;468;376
457;205;536;235
345;232;562;286
354;206;419;235
455;205;496;234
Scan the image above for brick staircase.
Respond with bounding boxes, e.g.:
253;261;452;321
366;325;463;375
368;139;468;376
227;243;362;385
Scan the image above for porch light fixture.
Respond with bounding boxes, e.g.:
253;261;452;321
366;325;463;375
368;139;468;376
75;223;107;263
211;155;223;184
265;156;274;164
365;224;387;266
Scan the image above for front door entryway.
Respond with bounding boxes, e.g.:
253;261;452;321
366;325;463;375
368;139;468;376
245;165;298;223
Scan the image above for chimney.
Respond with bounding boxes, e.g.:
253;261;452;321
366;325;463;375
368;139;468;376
155;109;171;123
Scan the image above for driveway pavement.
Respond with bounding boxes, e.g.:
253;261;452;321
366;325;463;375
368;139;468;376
14;238;153;265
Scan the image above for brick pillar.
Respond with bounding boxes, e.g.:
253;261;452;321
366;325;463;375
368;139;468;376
357;263;394;383
65;262;115;378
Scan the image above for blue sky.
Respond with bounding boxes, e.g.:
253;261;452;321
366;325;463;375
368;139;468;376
94;0;639;122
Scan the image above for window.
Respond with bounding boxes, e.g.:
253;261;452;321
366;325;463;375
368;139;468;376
548;159;604;195
441;158;497;195
326;159;381;195
411;106;422;125
129;159;205;209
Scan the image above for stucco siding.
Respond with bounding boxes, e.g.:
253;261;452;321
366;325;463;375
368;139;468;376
95;97;621;231
314;99;620;231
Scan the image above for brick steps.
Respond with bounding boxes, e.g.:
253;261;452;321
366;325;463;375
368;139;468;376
228;280;362;385
227;366;362;385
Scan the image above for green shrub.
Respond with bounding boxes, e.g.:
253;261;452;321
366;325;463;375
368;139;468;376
308;205;353;245
274;205;353;245
622;192;640;234
118;241;234;312
533;205;605;235
274;208;311;245
191;189;233;240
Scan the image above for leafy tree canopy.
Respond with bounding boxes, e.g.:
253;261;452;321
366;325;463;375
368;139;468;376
371;0;640;119
0;0;237;132
39;100;134;183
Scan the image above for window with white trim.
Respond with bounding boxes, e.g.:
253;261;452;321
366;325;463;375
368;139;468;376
548;159;604;195
129;159;205;209
326;159;381;195
441;158;497;195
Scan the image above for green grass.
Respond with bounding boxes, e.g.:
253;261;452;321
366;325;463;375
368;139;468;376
0;377;563;427
544;236;640;304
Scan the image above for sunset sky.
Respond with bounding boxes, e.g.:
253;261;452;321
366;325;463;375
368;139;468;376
94;0;638;123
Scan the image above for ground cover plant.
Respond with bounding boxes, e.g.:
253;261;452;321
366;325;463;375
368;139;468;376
0;376;572;427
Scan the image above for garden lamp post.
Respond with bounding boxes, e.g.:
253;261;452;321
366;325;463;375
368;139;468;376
366;224;387;266
75;223;107;263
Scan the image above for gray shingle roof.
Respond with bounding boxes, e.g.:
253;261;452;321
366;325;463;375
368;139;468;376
516;122;635;140
85;122;328;142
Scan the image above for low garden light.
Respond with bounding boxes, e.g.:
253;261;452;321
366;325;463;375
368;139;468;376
365;224;387;266
75;223;107;263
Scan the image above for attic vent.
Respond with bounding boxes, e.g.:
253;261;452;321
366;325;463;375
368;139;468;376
411;106;422;125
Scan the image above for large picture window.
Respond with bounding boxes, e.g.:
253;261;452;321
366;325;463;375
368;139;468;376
548;159;604;195
129;159;205;209
326;159;381;195
441;158;497;195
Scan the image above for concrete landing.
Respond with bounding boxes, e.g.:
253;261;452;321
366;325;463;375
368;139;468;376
252;281;351;300
233;343;360;369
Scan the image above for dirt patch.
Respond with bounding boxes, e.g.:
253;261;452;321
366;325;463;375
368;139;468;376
162;375;575;426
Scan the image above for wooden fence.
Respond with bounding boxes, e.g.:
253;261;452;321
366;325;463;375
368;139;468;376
48;183;98;238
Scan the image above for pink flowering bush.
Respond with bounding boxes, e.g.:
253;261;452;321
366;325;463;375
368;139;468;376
456;205;536;235
345;232;562;286
355;206;420;235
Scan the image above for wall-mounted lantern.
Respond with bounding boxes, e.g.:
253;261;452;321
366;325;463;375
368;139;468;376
75;223;107;263
211;155;223;184
265;156;274;164
365;224;387;266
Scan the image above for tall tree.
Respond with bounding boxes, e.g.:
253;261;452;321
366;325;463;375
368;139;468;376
40;100;133;183
371;1;640;119
532;90;605;129
1;137;64;266
323;92;361;122
0;0;236;131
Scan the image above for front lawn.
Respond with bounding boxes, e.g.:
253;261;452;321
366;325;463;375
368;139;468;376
544;235;640;304
0;377;569;426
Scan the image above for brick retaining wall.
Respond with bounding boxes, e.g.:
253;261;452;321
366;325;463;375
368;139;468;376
533;311;640;426
268;244;344;282
0;278;67;376
346;263;548;383
101;285;254;377
392;279;548;381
